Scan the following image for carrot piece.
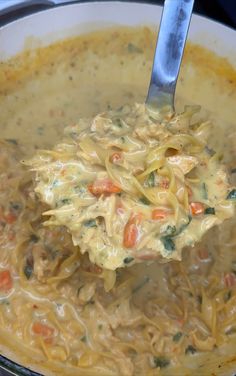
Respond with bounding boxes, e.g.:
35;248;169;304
197;248;210;261
110;152;122;164
5;213;17;224
190;202;205;216
0;270;13;292
152;209;169;220
32;322;54;338
224;272;236;288
123;213;142;249
159;178;169;189
88;179;121;196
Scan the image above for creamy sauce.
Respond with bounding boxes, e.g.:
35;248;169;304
0;27;235;375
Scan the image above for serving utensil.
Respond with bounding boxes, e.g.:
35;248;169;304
146;0;194;112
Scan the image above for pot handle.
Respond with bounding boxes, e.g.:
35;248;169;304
0;0;77;17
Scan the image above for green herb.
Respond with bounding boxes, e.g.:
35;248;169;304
146;172;155;187
37;126;44;135
205;146;215;156
232;261;236;273
139;196;150;205
83;219;97;228
227;189;236;200
197;295;202;304
132;276;150;294
121;136;125;143
80;335;87;343
161;236;175;252
10;202;22;212
185;345;197;355
153;356;170;369
98;324;103;330
202;182;208;199
114;118;123;128
123;256;134;264
5;138;18;145
231;168;236;174
204;207;215;215
30;234;39;243
224;290;232;302
165;225;176;236
173;332;183;343
127;43;143;53
24;264;33;280
175;216;192;236
61;198;71;205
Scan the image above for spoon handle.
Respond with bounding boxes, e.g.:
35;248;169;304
146;0;194;111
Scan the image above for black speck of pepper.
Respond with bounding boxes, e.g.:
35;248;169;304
80;335;87;343
173;332;183;343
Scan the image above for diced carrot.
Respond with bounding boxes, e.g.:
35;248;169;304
197;248;210;261
152;209;169;220
32;322;54;338
159;178;169;189
5;213;17;224
88;179;121;196
224;272;236;288
190;202;205;216
123;213;142;249
0;270;13;292
110;152;122;164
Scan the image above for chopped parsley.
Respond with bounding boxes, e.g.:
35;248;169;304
132;276;150;294
123;256;134;264
80;335;87;343
153;356;170;369
173;332;183;343
139;196;150;205
114;118;123;128
146;172;155;187
127;43;143;53
204;207;215;215
227;189;236;200
83;219;97;228
56;198;71;207
23;264;33;280
202;182;208;200
185;345;197;355
161;236;175;252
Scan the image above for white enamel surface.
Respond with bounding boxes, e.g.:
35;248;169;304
0;1;235;65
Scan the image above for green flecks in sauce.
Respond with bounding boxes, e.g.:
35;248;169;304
161;236;175;252
83;219;97;228
123;256;134;264
127;43;143;54
139;196;150;205
153;356;170;369
204;207;215;215
227;189;236;200
146;172;155;187
23;264;33;280
80;335;87;343
56;198;71;207
185;345;197;355
202;182;208;199
173;332;183;343
132;276;150;294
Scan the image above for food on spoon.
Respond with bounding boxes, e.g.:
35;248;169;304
27;103;235;270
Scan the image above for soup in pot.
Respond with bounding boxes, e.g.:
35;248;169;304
0;27;235;375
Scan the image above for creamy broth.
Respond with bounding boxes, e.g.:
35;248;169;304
0;27;235;375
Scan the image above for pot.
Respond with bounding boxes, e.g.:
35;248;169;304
0;2;235;375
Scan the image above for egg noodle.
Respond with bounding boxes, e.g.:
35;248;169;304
0;104;235;375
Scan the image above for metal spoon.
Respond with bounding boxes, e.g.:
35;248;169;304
146;0;195;112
